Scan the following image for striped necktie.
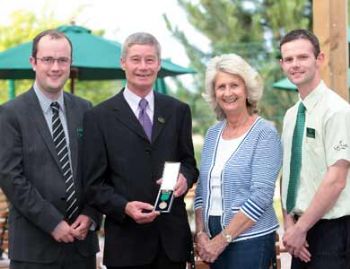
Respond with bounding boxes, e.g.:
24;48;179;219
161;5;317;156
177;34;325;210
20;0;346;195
51;102;78;222
286;102;306;213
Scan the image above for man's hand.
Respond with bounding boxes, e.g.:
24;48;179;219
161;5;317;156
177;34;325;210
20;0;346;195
125;201;160;224
173;173;188;197
283;213;295;231
283;222;311;262
51;220;75;243
71;214;92;240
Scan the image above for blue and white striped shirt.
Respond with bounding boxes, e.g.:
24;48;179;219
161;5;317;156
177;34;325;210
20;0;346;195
195;117;282;241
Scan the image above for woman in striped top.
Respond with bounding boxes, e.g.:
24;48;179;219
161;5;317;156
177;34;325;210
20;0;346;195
195;54;282;269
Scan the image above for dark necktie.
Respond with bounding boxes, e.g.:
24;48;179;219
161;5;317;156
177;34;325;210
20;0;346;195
286;102;306;213
138;98;152;141
51;102;78;221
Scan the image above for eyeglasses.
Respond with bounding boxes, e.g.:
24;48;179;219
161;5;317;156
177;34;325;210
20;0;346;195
35;57;71;67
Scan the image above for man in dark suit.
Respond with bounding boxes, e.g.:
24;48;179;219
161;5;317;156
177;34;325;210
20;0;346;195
82;32;199;269
0;30;100;269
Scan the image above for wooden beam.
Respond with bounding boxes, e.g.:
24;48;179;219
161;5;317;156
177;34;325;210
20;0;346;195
313;0;349;101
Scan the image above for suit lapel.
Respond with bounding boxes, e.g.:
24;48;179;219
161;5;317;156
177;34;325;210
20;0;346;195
112;90;172;143
112;91;150;142
27;89;61;169
152;93;172;143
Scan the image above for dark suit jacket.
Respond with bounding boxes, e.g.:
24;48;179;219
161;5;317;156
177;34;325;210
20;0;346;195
0;88;100;263
82;90;198;267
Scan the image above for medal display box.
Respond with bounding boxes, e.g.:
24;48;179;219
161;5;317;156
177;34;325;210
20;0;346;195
154;162;180;213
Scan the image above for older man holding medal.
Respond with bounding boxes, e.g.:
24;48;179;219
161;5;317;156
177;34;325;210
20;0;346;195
82;32;198;269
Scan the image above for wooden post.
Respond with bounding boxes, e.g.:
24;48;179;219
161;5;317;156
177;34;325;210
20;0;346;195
70;67;78;94
313;0;349;101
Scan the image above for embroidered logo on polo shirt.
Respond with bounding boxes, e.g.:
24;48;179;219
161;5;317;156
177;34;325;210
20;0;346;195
333;140;348;151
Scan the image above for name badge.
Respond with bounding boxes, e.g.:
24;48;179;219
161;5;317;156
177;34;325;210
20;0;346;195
306;127;315;138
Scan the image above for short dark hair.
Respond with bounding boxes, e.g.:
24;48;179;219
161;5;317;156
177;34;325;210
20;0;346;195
32;29;73;59
280;29;320;58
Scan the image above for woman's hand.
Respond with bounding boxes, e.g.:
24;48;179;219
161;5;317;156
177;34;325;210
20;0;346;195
198;233;229;263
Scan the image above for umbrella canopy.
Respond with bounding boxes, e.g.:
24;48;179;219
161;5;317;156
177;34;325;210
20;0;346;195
272;78;297;91
0;25;195;81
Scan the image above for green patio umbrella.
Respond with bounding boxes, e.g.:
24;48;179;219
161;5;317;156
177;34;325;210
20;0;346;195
0;25;195;96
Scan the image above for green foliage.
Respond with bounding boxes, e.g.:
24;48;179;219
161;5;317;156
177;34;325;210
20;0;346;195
262;0;311;40
164;0;311;134
167;77;215;136
0;10;58;51
74;80;122;105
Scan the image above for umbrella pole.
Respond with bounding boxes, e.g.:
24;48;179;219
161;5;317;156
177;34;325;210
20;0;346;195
70;67;79;95
8;80;16;100
70;77;75;94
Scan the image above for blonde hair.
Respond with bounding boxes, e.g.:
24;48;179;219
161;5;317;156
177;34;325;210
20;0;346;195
204;53;263;120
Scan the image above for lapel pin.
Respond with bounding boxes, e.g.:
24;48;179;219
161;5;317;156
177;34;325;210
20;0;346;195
158;117;165;124
77;127;83;138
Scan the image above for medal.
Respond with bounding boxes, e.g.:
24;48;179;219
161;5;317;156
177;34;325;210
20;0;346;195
159;201;167;209
160;191;171;201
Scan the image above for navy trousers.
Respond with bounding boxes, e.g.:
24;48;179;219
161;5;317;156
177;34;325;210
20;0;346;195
208;216;275;269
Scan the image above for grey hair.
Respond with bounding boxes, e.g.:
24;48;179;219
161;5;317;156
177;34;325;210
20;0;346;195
121;32;161;59
204;53;263;120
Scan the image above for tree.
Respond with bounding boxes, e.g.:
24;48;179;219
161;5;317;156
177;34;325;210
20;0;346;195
164;0;312;133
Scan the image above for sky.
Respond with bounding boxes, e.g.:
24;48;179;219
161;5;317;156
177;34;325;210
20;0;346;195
0;0;210;66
